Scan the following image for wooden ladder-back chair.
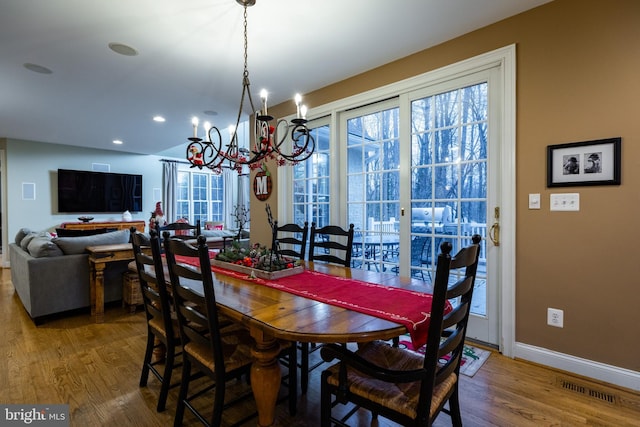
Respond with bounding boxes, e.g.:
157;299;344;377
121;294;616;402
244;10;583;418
299;222;355;394
163;234;298;425
163;234;255;427
271;220;309;260
320;234;482;427
130;228;180;412
308;223;355;267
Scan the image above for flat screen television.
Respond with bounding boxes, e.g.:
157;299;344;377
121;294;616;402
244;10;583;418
57;169;143;213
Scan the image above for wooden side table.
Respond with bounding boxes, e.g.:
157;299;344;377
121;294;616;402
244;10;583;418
86;243;135;323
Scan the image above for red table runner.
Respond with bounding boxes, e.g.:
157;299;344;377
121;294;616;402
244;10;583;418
174;255;450;349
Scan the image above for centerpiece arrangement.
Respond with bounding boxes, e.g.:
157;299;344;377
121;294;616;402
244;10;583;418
213;241;303;280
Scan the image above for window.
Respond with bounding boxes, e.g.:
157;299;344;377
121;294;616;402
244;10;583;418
292;124;330;227
176;169;224;224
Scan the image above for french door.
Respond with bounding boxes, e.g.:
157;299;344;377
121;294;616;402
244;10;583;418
340;70;501;345
403;72;500;345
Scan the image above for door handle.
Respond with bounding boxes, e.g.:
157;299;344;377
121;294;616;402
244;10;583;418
489;222;500;246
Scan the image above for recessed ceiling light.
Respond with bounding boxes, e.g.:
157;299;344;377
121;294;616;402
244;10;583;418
153;116;166;122
204;110;218;116
113;140;123;145
108;42;138;56
23;63;53;74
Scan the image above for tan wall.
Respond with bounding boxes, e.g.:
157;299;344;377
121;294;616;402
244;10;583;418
251;0;640;371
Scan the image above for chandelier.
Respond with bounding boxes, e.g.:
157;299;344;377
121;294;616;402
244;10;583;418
186;0;315;174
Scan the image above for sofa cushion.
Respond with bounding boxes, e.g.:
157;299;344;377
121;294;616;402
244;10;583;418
27;236;64;258
20;232;38;251
52;229;130;255
15;228;31;245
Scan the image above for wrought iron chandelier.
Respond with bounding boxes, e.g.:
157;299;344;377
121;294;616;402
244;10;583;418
186;0;315;174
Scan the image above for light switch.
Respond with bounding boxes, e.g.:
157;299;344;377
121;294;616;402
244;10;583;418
550;193;580;211
528;193;540;209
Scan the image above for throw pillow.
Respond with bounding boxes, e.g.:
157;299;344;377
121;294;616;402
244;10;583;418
52;229;130;255
27;236;64;258
14;228;31;245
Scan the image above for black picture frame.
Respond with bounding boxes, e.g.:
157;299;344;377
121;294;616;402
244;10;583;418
547;137;621;187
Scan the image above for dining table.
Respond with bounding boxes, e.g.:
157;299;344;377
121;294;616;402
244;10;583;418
178;260;437;427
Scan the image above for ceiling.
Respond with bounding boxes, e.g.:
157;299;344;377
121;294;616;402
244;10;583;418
0;0;550;158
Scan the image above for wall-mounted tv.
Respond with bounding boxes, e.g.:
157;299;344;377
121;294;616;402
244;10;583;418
57;169;143;213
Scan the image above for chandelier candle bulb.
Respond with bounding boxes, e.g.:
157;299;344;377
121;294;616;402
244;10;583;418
295;93;302;118
191;117;199;138
260;89;268;115
300;105;308;120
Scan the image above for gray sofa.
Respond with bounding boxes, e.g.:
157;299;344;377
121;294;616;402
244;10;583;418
9;228;131;324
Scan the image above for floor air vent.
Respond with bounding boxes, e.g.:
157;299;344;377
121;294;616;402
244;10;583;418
558;377;617;404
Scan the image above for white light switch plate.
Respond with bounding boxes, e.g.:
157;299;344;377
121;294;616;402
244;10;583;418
550;193;580;211
528;193;540;209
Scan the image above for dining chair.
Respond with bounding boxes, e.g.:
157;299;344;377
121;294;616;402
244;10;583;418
308;223;355;267
271;220;309;260
320;235;482;427
130;228;180;412
163;234;256;427
300;222;355;394
157;219;201;240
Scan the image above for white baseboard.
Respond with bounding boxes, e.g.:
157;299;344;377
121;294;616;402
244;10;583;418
515;342;640;392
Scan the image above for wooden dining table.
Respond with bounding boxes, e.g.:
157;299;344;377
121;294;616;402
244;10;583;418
181;261;434;427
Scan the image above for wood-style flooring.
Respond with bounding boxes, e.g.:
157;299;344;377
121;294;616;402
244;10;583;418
2;268;639;426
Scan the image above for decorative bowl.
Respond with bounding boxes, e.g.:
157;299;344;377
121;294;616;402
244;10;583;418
77;216;94;223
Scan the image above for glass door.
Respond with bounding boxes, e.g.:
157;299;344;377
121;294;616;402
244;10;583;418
344;100;401;273
403;70;500;345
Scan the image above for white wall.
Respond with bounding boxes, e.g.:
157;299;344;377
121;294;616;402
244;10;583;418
4;139;170;263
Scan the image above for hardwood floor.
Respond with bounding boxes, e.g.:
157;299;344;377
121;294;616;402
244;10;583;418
2;268;639;426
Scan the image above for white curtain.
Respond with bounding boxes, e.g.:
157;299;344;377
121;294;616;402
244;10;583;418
162;161;178;223
223;168;238;229
238;174;250;230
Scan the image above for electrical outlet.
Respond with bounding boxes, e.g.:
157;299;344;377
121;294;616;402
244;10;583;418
547;308;564;328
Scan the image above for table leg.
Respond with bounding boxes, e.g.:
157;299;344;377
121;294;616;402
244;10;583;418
91;262;105;323
89;261;96;316
250;328;282;427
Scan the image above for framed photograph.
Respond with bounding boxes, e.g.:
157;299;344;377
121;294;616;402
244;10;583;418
547;137;621;187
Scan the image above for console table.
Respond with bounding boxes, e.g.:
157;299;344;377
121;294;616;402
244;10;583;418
61;220;145;232
86;243;136;323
